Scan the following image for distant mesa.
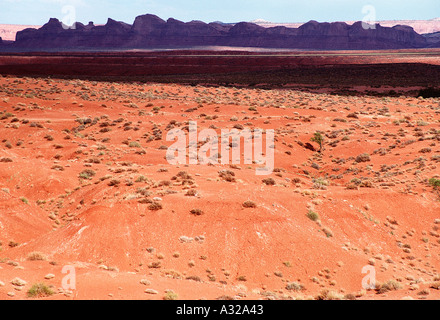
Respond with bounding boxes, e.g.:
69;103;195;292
5;13;436;50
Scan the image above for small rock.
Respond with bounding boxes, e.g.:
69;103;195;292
140;279;151;286
64;290;73;297
11;277;26;287
45;274;55;280
145;289;159;295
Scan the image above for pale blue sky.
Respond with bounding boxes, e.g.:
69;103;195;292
1;0;439;25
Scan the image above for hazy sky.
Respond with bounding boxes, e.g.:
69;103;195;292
1;0;439;25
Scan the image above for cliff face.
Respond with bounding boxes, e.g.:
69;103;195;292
423;31;440;47
13;14;428;50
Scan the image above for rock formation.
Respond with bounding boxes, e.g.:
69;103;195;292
12;14;428;50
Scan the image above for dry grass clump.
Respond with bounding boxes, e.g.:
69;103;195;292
163;291;179;300
285;282;304;292
312;178;329;190
376;279;401;294
316;289;345;300
219;170;236;182
185;189;198;197
27;251;47;261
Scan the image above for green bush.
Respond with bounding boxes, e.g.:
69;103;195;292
311;132;324;152
307;210;320;222
429;178;440;188
79;169;96;180
27;283;55;298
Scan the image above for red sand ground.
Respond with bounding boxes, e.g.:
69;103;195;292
0;75;439;300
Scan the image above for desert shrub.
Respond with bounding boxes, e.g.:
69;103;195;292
313;178;329;190
185;276;202;282
8;241;19;248
148;202;163;211
175;171;193;181
322;227;333;238
163;291;179;300
292;177;301;184
316;289;344;300
108;179;120;187
137;197;152;204
429;178;440;188
79;169;96;180
355;153;371;163
285;282;304;291
158;180;171;187
429;178;440;198
185;189;198;197
307;210;320;222
136;188;151;197
216;295;235;300
27;283;55;298
311;131;324;152
148;261;162;269
218;170;235;182
377;280;401;294
190;208;204;216
135;175;148;183
243;200;257;208
27;251;47;261
128;141;141;148
262;177;275;185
